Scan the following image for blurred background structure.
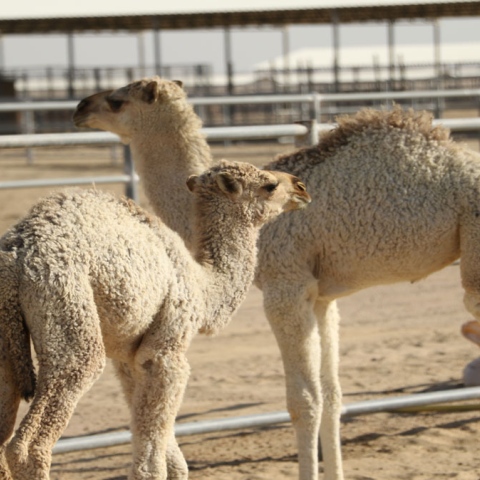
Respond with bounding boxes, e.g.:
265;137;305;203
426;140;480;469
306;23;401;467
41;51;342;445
0;1;479;132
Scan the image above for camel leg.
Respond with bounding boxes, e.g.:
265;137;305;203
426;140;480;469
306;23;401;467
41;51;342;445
6;284;105;480
459;230;480;322
263;278;323;480
114;360;188;479
0;337;20;480
316;300;343;480
129;329;192;480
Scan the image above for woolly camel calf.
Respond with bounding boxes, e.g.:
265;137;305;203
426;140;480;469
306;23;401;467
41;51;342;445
0;160;311;480
75;77;480;480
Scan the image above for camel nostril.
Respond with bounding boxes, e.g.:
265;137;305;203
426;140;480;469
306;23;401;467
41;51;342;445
296;182;307;192
76;99;88;112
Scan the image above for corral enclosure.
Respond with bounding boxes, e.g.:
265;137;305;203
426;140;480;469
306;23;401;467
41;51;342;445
2;136;480;479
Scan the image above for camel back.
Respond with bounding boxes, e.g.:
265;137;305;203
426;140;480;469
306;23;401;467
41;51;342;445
267;106;456;172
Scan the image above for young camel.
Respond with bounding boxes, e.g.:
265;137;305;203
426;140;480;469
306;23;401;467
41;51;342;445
0;161;311;480
75;77;480;480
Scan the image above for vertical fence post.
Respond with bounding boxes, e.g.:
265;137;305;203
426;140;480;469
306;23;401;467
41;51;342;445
312;92;322;123
294;119;318;147
23;110;35;164
123;145;139;202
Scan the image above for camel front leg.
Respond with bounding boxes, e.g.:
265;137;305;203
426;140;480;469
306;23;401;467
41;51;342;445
316;300;343;480
130;334;192;480
263;280;323;480
113;360;189;479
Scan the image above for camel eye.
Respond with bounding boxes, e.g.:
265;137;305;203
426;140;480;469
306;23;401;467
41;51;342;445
296;182;307;192
107;98;124;112
264;183;278;193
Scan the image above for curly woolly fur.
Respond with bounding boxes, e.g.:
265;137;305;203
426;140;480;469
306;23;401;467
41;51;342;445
0;160;310;480
72;79;480;480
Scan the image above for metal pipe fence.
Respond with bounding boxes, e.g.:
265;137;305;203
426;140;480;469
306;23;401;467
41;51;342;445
1;87;480;133
1;116;479;201
52;386;480;455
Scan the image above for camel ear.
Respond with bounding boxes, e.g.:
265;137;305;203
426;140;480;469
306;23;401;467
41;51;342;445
172;79;184;89
142;81;160;104
216;172;242;196
186;175;198;192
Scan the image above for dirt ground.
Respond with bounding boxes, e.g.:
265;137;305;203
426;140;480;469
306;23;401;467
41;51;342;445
2;141;480;479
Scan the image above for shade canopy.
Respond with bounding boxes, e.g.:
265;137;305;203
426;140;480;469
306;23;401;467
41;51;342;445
1;1;479;34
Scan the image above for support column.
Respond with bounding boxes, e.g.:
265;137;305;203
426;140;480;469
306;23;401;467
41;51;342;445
137;31;146;77
67;33;75;99
282;25;290;92
388;20;395;91
331;10;340;93
433;18;443;117
0;33;4;73
433;19;442;87
223;27;234;126
153;25;162;76
224;27;234;95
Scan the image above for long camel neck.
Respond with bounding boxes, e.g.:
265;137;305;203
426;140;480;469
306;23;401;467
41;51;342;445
193;201;260;334
130;111;213;248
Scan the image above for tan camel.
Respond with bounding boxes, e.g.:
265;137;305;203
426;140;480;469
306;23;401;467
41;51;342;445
0;161;310;480
74;77;480;480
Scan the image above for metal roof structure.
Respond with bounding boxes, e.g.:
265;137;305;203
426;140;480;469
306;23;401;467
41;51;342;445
1;1;479;34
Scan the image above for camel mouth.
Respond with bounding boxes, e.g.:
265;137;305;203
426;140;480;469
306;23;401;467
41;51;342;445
72;113;92;129
295;192;312;208
284;194;311;211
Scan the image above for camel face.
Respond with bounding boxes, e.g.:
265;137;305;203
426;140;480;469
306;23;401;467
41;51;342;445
73;77;186;144
187;161;311;226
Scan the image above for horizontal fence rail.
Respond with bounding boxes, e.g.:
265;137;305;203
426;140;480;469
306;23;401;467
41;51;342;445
52;386;480;455
1;117;480;197
1;87;480;113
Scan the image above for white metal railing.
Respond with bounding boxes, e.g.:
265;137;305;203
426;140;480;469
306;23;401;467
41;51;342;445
52;386;480;454
1;117;480;200
1;87;480;130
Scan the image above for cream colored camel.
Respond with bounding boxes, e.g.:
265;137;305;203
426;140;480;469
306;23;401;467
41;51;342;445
74;77;480;480
0;161;310;480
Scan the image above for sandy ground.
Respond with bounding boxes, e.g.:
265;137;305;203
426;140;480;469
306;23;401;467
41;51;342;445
2;141;480;479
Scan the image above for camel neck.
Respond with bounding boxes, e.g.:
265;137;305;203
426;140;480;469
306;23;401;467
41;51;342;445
193;204;260;334
130;111;213;248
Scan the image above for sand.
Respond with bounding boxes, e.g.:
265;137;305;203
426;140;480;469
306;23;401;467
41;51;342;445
1;142;480;480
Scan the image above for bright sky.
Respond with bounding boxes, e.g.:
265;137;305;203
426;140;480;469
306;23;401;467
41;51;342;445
1;17;479;74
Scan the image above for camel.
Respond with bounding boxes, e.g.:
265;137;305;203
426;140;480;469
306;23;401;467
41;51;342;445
74;77;480;480
0;160;311;480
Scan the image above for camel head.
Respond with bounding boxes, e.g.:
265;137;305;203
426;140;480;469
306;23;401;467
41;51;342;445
187;160;311;226
73;77;186;144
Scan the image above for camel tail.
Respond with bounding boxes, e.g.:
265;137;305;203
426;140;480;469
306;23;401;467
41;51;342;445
0;252;36;402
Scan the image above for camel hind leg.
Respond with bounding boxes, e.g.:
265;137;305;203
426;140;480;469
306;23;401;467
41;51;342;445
0;336;21;480
6;278;105;480
316;300;343;480
459;224;480;322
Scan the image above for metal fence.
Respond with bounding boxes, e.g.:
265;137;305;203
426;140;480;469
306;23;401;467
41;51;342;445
1;116;480;202
53;386;480;454
1;87;480;134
